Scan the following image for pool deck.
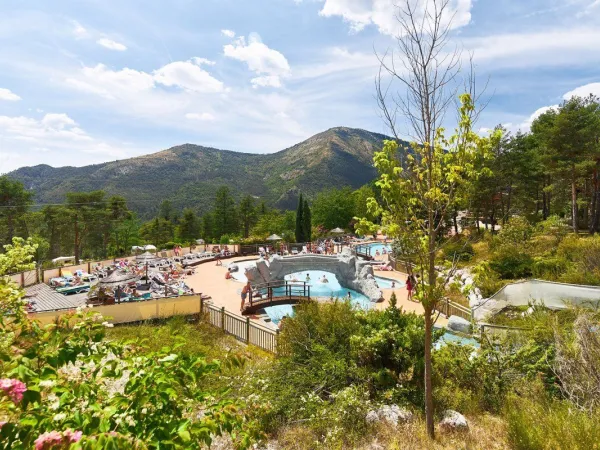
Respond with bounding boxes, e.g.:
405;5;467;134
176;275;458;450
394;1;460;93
184;255;448;327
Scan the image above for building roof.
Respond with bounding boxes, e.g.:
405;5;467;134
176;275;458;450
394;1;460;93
24;283;87;312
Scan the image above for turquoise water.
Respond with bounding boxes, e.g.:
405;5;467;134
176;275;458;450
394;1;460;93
435;330;480;349
356;242;392;256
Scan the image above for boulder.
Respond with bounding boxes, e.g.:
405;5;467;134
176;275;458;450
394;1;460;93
448;315;472;334
439;410;468;431
365;405;413;425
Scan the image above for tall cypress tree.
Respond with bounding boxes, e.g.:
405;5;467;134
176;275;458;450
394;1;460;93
303;198;312;242
295;193;304;242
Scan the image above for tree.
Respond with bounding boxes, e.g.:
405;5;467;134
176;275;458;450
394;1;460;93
353;185;377;224
312;187;356;230
363;0;501;438
239;195;257;238
65;191;107;263
303;198;312;241
213;186;238;239
200;212;215;242
0;177;33;246
179;208;199;243
158;200;174;222
295;193;305;242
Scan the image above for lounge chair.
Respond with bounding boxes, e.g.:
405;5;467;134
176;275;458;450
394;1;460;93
301;246;308;254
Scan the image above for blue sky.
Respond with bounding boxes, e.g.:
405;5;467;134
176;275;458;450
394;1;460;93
1;0;600;172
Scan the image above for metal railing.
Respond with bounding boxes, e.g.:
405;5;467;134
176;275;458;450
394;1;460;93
435;298;472;321
249;280;311;306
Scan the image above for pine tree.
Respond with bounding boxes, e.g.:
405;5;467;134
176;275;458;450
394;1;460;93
295;193;304;242
303;198;312;242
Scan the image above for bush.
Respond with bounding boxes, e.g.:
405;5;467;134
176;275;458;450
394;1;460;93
532;256;569;280
490;251;533;279
505;387;600;450
472;261;505;297
443;241;475;262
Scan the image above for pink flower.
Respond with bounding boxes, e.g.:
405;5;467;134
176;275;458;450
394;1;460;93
0;378;27;404
63;429;83;443
34;431;62;450
34;429;83;449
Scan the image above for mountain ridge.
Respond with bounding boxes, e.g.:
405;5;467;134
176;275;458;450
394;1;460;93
8;127;401;217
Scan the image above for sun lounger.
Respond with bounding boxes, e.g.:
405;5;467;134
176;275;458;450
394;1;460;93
56;283;91;295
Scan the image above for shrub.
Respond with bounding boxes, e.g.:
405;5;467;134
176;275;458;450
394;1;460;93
472;261;504;297
505;387;600;450
443;241;475;262
532;256;569;280
489;251;533;279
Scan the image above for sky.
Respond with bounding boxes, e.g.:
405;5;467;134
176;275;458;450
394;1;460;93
1;0;600;173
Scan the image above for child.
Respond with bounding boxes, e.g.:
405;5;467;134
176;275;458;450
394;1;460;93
406;275;413;302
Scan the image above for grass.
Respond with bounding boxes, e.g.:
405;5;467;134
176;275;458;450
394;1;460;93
273;414;509;449
105;315;272;362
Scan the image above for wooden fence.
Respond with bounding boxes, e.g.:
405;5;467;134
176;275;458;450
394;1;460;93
202;301;278;353
436;298;472;321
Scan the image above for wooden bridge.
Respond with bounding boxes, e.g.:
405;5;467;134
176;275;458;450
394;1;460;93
242;280;312;315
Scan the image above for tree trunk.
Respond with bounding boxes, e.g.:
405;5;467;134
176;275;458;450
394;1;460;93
7;213;14;243
424;308;434;438
572;165;578;233
452;210;459;235
591;164;600;234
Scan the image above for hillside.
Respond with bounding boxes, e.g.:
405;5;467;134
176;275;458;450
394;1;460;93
8;127;398;217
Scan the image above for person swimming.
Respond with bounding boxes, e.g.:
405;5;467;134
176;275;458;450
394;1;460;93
346;291;352;300
306;273;311;282
321;275;329;283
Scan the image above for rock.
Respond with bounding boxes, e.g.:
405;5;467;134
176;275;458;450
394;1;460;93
366;410;379;424
366;405;413;425
448;315;472;334
439;410;468;431
368;443;384;450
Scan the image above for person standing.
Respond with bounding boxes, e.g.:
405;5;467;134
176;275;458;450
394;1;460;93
241;281;252;312
406;275;413;302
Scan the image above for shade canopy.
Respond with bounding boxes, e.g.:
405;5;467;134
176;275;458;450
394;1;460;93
143;244;157;251
330;227;345;234
196;239;205;244
98;270;139;288
136;251;158;263
266;234;283;241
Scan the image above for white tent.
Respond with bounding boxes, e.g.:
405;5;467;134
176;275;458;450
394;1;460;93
143;244;157;251
52;256;75;265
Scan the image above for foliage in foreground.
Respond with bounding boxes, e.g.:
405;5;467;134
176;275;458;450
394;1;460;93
0;238;259;449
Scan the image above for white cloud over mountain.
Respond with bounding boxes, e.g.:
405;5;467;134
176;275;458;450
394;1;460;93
224;33;291;88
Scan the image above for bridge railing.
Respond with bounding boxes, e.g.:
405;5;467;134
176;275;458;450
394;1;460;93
249;280;311;307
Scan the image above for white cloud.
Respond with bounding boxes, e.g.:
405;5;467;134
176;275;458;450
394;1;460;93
153;60;224;93
224;33;291;88
191;57;215;66
66;64;155;99
0;88;20;101
97;38;127;51
466;28;600;69
221;29;236;38
563;83;600;99
72;21;88;39
0;112;139;172
319;0;473;36
185;112;215;121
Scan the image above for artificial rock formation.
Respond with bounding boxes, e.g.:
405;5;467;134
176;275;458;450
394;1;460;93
244;248;383;302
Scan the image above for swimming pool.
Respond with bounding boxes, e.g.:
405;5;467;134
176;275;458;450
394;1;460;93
356;242;393;257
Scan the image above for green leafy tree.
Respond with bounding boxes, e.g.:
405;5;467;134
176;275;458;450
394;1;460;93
178;208;200;244
158;200;175;222
238;195;257;238
295;193;305;242
65;191;107;263
213;186;238;239
312;187;356;230
0;177;33;246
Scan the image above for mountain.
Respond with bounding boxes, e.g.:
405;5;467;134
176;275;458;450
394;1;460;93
8;127;399;217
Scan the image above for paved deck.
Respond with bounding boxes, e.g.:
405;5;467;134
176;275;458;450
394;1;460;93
24;283;88;312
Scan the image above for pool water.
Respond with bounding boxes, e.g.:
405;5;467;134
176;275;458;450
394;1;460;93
356;242;393;256
435;331;480;349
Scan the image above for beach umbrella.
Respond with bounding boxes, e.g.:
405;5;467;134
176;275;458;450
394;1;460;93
330;227;345;234
266;234;283;241
98;270;140;303
136;251;158;263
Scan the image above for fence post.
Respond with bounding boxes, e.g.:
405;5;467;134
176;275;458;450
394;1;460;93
221;306;225;330
200;296;204;315
59;267;62;277
88;262;91;273
275;328;280;353
21;272;25;287
246;317;250;343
